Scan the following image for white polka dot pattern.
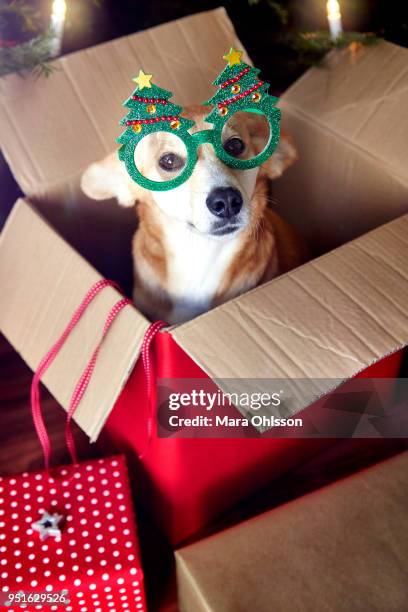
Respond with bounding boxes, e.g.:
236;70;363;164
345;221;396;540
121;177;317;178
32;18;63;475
0;456;146;611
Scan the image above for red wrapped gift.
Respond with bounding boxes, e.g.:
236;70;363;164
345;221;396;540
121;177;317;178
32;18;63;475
104;331;403;545
1;206;407;548
0;456;145;612
0;280;147;611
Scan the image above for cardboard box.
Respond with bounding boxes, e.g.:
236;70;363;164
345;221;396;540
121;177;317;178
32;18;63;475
175;450;408;612
0;11;408;543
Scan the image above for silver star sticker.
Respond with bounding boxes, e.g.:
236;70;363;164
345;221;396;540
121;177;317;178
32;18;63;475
32;511;64;541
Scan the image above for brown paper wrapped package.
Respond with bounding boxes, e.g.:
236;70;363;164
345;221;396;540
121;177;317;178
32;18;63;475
176;451;408;612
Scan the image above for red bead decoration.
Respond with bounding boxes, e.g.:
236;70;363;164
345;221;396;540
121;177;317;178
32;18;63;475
131;95;168;105
220;66;250;89
127;114;181;127
218;80;264;108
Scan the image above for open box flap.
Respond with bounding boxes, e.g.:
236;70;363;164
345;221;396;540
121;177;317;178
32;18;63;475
274;42;408;252
0;7;247;197
279;41;408;186
0;199;149;441
171;213;408;416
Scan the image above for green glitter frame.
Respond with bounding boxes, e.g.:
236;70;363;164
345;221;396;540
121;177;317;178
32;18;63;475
120;106;280;192
118;57;281;192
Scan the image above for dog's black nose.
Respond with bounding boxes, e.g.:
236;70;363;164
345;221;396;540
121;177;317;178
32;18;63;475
206;187;243;219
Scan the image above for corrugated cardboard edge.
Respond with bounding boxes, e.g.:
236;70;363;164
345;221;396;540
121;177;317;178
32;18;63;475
170;213;408;419
0;199;150;441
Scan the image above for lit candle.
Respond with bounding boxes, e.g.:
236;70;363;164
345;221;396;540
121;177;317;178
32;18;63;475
49;0;67;57
327;0;343;41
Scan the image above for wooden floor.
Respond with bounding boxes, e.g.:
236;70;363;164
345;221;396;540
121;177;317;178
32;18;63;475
0;334;99;475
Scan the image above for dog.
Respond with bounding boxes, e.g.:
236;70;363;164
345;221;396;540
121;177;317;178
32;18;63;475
81;105;306;324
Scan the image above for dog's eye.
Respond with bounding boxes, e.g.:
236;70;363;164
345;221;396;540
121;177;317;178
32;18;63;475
158;153;185;172
223;137;245;157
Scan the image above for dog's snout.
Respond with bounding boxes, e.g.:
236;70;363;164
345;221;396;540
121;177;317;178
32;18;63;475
206;187;243;219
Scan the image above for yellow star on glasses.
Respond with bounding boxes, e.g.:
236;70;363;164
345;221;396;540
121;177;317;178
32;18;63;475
133;70;153;90
223;47;243;67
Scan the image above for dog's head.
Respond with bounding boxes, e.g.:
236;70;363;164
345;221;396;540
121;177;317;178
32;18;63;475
81;105;297;238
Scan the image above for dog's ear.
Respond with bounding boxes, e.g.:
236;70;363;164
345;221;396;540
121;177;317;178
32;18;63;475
262;131;298;179
81;152;144;207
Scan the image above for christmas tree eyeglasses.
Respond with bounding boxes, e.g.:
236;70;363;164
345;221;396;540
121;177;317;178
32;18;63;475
117;49;281;192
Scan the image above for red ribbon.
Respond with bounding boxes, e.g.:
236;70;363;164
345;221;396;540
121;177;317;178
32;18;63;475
31;279;167;468
64;297;132;464
140;320;166;458
31;280;130;469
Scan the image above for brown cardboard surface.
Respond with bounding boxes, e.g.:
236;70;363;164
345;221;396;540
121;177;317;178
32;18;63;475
282;42;408;182
0;8;246;196
274;42;408;251
175;450;408;612
172;213;408;415
0;199;149;441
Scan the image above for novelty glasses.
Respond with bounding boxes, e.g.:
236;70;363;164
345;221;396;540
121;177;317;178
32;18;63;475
117;52;281;192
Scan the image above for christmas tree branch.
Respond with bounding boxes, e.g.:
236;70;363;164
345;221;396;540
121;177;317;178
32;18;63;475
0;29;54;78
0;0;102;78
290;31;380;65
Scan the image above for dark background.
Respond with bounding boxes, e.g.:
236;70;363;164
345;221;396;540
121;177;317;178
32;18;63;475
3;1;408;90
43;0;408;91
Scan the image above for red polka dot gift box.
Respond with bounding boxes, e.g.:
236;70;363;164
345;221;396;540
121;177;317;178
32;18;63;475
0;455;147;611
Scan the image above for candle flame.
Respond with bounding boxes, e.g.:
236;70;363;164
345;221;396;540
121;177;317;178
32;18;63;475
52;0;66;19
327;0;341;19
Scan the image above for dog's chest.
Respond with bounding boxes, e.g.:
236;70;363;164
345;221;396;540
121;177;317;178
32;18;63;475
166;228;242;311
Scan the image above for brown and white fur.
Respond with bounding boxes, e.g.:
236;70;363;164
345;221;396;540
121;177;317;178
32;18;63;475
81;105;306;324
